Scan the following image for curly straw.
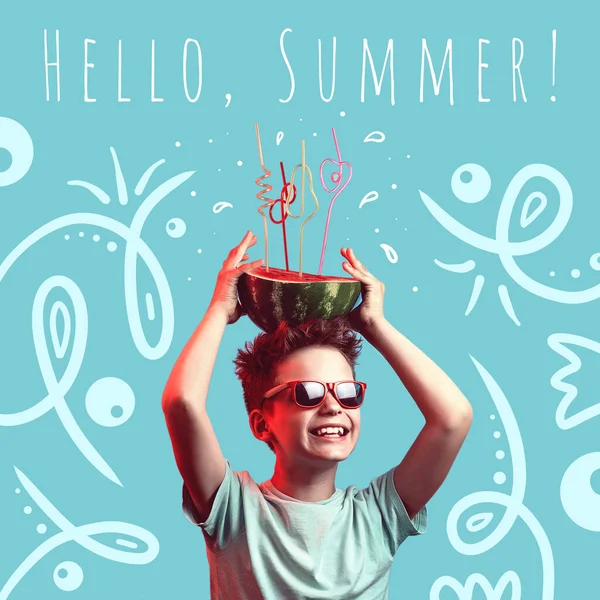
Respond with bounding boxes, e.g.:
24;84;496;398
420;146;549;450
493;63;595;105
318;127;353;276
254;123;276;271
287;140;319;277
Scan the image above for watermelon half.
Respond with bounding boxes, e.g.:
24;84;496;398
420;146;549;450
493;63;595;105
237;266;361;332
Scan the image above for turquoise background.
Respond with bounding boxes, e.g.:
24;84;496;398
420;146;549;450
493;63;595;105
1;0;598;598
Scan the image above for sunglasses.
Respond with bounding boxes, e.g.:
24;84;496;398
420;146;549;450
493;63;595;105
262;380;366;409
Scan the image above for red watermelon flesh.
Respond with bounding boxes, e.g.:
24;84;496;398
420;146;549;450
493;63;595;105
237;266;361;332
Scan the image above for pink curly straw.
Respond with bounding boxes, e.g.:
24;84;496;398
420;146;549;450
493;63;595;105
318;127;353;276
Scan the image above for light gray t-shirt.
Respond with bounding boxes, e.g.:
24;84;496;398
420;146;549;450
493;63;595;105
182;459;427;600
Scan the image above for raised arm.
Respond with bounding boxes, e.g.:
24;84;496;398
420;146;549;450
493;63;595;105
341;247;472;521
162;231;262;522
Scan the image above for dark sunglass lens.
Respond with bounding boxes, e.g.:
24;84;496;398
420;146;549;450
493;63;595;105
336;382;363;407
295;382;326;406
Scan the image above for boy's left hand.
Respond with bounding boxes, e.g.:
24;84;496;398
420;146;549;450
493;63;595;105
341;247;386;334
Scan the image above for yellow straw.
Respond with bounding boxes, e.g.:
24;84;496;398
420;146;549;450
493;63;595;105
287;140;319;277
254;124;275;271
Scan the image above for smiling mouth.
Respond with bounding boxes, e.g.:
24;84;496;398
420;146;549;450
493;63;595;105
309;431;350;441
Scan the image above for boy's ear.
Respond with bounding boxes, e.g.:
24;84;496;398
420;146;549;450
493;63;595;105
249;409;271;441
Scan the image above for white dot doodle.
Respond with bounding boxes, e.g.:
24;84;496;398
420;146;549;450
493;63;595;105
213;202;233;214
412;286;418;292
15;488;20;494
363;131;385;143
209;139;213;144
107;241;117;252
64;235;70;240
391;184;397;189
359;191;378;209
237;160;243;166
197;249;202;254
191;191;196;197
380;243;398;264
166;218;186;238
340;111;346;117
79;232;84;237
451;164;492;204
0;468;159;599
493;431;501;438
493;472;507;485
37;524;47;534
374;228;379;233
496;450;505;459
175;141;181;147
85;377;135;428
571;268;580;279
560;452;600;531
0;117;34;187
53;561;84;592
92;234;100;242
24;506;32;515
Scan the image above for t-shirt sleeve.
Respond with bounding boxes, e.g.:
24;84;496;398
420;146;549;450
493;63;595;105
358;465;427;558
182;459;246;552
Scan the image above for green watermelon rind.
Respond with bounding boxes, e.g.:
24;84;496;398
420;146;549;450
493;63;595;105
237;266;361;332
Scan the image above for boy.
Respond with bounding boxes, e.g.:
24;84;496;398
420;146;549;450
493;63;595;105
162;230;473;600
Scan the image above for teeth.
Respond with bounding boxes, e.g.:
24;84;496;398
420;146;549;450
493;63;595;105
315;426;346;436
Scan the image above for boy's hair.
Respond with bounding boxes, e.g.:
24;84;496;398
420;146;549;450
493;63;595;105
233;316;363;453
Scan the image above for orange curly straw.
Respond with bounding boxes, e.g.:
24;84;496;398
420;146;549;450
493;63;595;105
254;124;276;271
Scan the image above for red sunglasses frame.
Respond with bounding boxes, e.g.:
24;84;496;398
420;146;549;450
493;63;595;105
262;380;366;409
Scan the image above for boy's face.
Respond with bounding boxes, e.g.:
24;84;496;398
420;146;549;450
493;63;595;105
255;345;361;465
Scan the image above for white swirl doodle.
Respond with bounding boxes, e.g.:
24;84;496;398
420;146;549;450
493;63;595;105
359;191;378;209
420;164;600;325
379;243;398;264
438;356;554;600
0;467;159;600
547;333;600;429
0;147;195;360
363;131;386;143
0;276;132;486
430;571;520;600
213;201;233;213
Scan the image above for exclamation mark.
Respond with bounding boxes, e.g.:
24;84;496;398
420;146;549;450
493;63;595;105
551;29;557;102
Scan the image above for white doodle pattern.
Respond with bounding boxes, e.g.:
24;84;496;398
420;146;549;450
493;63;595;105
548;333;600;532
431;356;554;600
0;146;195;360
0;276;132;486
420;164;600;325
0;467;159;599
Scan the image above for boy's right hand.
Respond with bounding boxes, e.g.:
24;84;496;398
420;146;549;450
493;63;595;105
208;230;263;325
